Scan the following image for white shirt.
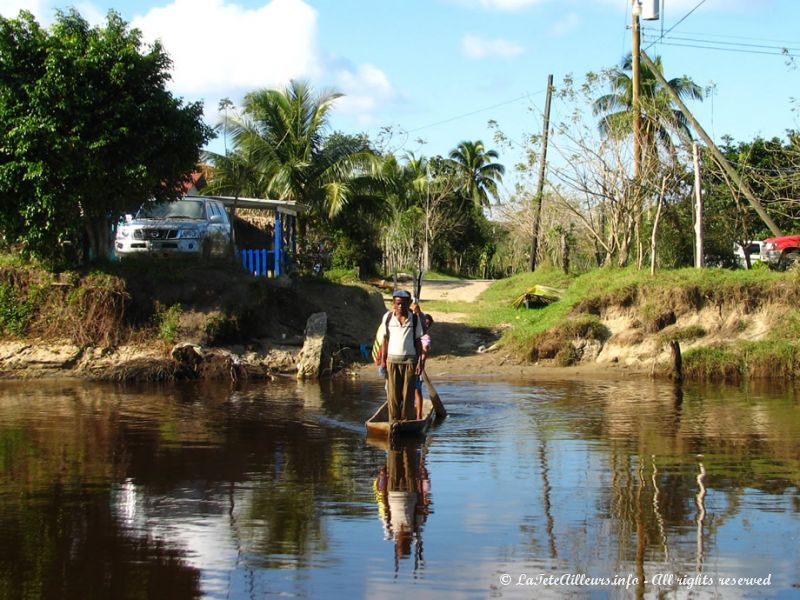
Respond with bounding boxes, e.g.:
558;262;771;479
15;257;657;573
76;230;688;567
385;310;423;363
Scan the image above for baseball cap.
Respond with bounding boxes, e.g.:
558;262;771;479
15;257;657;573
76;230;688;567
392;289;411;299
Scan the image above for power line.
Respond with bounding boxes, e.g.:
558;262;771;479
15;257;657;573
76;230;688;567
641;36;799;58
644;0;707;51
642;27;800;47
644;33;800;53
406;91;545;134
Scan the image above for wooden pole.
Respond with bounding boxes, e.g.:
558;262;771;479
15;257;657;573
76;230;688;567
530;74;554;272
669;340;683;383
693;142;705;268
632;3;642;179
640;51;783;237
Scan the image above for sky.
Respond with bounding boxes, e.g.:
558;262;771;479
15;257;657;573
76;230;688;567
1;0;798;195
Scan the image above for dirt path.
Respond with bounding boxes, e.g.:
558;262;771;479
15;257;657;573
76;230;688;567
374;279;499;362
370;278;649;381
417;279;493;303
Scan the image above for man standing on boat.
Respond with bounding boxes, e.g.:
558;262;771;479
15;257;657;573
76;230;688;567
379;290;424;422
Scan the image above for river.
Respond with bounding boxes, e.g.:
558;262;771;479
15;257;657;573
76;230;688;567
0;375;797;599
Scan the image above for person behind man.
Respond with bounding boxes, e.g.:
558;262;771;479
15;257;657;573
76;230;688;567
379;290;424;422
411;308;434;419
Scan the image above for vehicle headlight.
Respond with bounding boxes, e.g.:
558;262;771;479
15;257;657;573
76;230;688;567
179;229;200;239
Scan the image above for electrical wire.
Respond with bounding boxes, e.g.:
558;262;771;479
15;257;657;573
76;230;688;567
644;0;707;51
642;27;800;47
641;36;799;58
644;33;800;53
405;91;545;134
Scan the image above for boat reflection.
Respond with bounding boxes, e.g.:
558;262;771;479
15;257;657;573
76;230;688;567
370;437;431;572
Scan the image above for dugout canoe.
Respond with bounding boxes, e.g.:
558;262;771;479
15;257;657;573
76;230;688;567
365;399;437;438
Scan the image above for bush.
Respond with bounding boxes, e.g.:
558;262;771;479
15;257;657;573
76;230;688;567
203;313;239;344
0;282;39;335
155;303;182;343
657;325;707;344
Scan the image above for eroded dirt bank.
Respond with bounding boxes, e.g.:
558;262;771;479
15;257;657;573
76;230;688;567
0;268;792;382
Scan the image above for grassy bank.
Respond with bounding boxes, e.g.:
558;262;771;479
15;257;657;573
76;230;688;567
4;253;799;382
430;266;800;381
0;254;385;352
0;256;307;347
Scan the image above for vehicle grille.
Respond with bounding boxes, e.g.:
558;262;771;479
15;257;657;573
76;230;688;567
134;228;179;240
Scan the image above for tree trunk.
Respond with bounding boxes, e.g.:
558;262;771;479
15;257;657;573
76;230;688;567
650;176;667;277
84;216;112;262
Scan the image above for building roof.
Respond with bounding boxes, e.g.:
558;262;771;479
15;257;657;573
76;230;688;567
197;195;305;216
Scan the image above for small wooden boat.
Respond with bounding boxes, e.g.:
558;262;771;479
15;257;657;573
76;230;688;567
365;399;437;438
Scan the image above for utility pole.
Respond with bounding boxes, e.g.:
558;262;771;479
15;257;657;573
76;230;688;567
631;0;642;179
692;142;705;268
640;50;783;237
530;74;553;272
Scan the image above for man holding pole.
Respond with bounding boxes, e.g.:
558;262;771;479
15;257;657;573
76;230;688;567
378;290;424;423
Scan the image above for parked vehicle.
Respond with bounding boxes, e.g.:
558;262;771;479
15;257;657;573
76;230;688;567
733;241;763;268
115;197;233;259
760;235;800;269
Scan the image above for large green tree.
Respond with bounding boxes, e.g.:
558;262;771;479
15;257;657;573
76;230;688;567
0;10;212;265
593;54;703;160
448;140;505;209
209;80;381;225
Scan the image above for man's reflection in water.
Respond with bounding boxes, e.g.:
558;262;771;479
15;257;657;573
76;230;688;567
373;440;431;572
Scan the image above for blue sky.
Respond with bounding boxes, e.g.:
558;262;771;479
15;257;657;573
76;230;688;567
2;0;798;188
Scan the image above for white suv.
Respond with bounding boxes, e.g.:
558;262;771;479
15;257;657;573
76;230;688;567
115;196;233;259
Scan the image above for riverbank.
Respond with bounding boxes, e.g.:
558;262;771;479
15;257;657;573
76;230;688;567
0;257;797;382
412;267;800;383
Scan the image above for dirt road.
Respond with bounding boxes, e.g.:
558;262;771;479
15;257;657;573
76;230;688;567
416;279;493;303
378;279;498;359
369;278;648;380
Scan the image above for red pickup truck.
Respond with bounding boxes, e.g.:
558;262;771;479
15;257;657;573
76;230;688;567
760;235;800;269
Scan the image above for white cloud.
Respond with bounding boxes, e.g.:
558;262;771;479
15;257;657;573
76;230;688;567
132;0;319;97
462;34;524;59
550;12;579;36
0;0;52;22
74;2;105;26
333;63;397;126
0;0;399;129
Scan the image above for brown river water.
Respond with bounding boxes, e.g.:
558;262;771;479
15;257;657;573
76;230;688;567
0;375;798;599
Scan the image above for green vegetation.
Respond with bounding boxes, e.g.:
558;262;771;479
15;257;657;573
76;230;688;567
155;303;183;343
0;10;211;266
0;282;41;335
428;266;797;379
322;268;360;284
423;271;462;281
683;341;800;382
0;6;797;385
657;324;707;344
203;313;239;345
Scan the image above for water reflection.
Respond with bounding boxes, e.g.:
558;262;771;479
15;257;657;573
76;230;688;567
0;377;797;598
370;438;432;574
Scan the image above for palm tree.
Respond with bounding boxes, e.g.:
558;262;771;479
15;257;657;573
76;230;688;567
448;140;505;210
207;80;381;221
593;54;703;159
